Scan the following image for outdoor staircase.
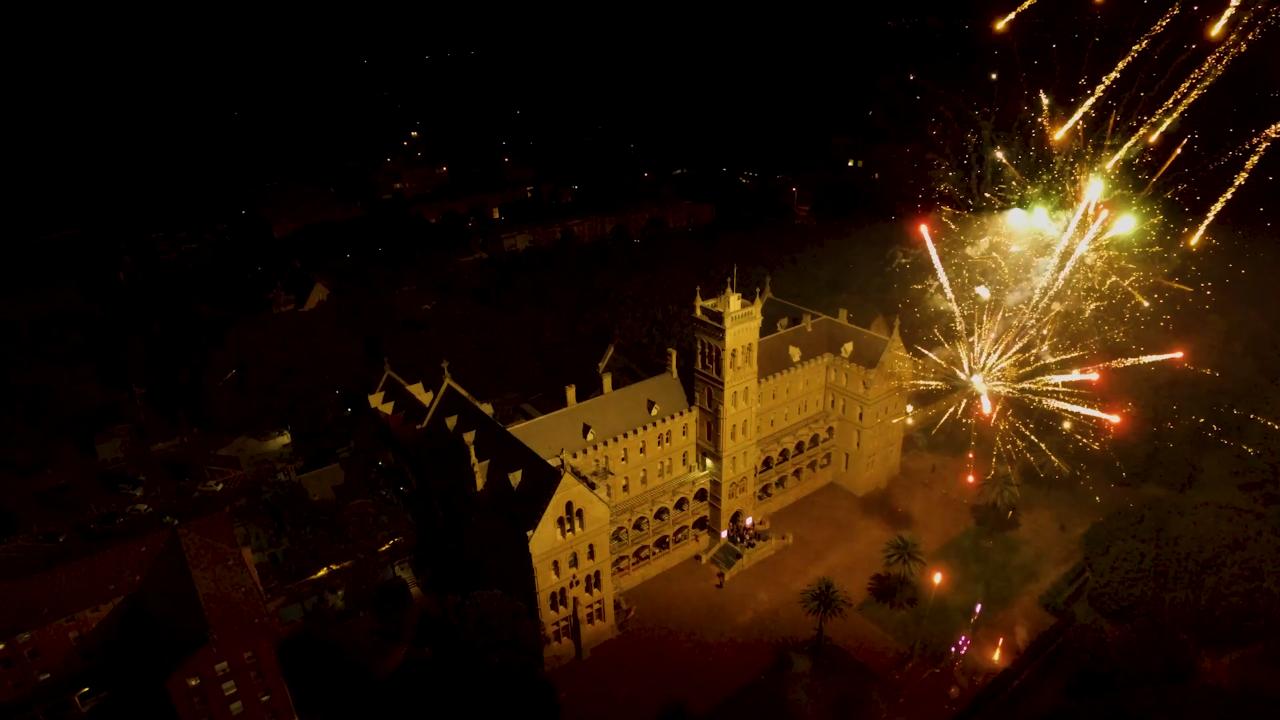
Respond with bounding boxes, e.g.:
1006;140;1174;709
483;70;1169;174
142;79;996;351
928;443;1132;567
708;540;744;572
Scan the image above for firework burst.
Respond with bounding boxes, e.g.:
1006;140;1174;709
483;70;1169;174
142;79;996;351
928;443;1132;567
902;1;1276;483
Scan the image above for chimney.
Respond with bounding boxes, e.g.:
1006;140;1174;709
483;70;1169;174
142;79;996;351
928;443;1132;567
565;384;577;407
838;308;849;323
803;312;813;330
667;348;678;378
601;372;613;394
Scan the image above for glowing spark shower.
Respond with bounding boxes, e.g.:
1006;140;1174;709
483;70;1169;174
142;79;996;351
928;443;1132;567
1189;123;1279;247
900;1;1274;485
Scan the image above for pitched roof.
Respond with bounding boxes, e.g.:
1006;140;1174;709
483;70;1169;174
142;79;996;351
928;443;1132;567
427;382;567;533
757;297;891;377
178;512;274;641
372;365;566;536
507;373;690;460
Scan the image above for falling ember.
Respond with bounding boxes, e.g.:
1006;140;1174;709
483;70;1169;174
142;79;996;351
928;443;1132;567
1189;123;1278;246
994;0;1041;32
1210;0;1241;38
993;637;1005;663
1052;4;1179;141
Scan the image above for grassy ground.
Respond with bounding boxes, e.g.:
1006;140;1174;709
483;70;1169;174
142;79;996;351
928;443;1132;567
858;526;1040;657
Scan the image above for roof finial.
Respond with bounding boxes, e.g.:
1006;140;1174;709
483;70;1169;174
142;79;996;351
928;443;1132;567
558;448;569;471
441;358;451;380
763;274;772;297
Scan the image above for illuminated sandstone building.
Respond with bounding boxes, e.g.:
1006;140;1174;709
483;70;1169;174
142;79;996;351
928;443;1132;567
371;279;908;665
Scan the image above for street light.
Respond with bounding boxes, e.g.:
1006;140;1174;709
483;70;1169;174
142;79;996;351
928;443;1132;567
932;571;943;587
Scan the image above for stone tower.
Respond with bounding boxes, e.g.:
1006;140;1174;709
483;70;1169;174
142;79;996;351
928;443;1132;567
692;280;764;533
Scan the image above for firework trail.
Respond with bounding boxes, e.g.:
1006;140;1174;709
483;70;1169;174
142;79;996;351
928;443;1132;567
1189;123;1279;246
994;0;1043;32
1210;1;1243;37
1054;4;1182;142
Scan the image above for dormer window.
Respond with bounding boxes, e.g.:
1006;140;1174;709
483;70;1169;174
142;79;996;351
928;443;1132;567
647;399;660;416
583;423;595;442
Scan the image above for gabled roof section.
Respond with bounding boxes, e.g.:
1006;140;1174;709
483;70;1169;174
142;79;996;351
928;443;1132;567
757;296;892;377
507;373;690;460
416;380;565;534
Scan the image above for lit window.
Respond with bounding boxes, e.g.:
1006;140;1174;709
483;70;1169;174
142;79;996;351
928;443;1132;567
222;680;237;696
260;693;272;704
186;676;201;688
243;651;257;664
230;699;245;715
214;661;230;676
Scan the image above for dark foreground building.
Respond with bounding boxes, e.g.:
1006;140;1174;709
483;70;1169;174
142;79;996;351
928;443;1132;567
1;513;295;719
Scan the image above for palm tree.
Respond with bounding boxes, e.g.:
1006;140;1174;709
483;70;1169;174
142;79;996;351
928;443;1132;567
799;576;852;649
980;473;1021;512
882;534;925;579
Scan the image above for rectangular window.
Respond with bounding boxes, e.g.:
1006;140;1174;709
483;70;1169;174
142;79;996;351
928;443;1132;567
841;398;847;415
843;453;850;471
230;700;245;715
829;394;835;409
214;661;230;676
186;676;201;688
621;447;628;464
222;680;237;696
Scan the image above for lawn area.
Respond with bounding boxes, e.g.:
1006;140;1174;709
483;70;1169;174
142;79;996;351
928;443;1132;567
858;526;1041;657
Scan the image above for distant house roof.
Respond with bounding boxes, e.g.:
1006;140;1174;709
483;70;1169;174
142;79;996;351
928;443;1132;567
508;373;690;460
178;513;275;640
0;512;266;641
756;296;892;377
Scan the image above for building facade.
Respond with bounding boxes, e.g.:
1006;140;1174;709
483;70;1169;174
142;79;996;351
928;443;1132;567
372;279;907;667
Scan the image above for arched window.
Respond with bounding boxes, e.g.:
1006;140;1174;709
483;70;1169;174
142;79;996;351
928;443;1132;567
556;517;566;538
550;592;559;612
742;420;748;438
665;430;672;444
730;425;736;441
731;390;738;409
639;440;646;456
594;570;601;589
558;588;567;608
640;468;648;487
658;461;665;479
587;543;595;561
682;451;688;468
657;432;663;448
576;508;585;531
667;458;673;476
622;476;630;494
568;551;578;570
760;455;774;471
551;560;560;579
694;488;709;503
826;425;835;441
730;348;738;370
682;424;688;438
564;501;575;533
809;433;821;448
674;496;690;513
585;574;593;594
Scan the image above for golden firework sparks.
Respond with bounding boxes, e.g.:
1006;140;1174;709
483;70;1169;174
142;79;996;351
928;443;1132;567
994;0;1042;32
1210;0;1242;38
1189;123;1278;246
1053;4;1181;142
